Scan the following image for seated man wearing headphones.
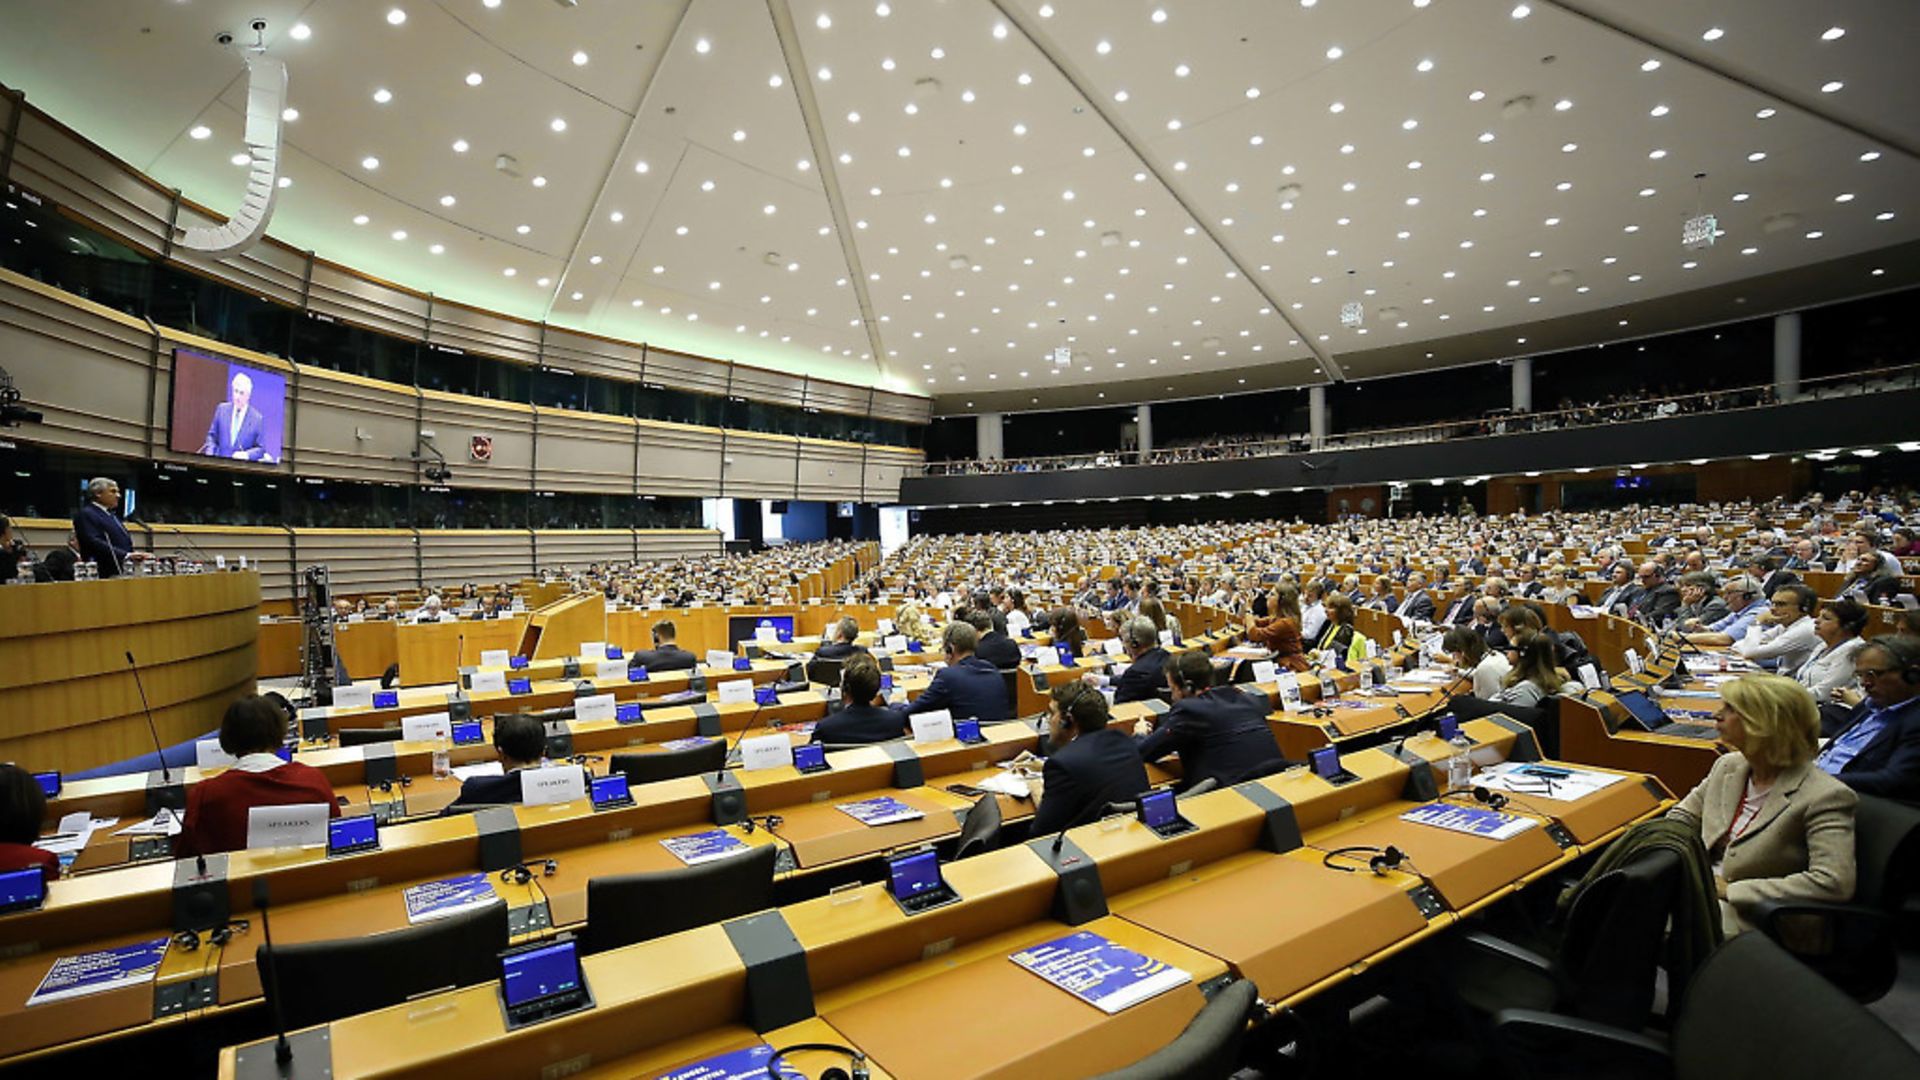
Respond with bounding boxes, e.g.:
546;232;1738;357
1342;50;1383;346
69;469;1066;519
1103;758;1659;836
451;713;547;805
1031;682;1150;834
1133;650;1288;792
1814;635;1920;802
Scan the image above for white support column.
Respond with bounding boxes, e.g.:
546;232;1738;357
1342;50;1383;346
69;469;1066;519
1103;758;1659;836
1511;356;1533;413
1135;404;1153;457
1309;385;1328;450
975;412;1003;461
1774;312;1802;402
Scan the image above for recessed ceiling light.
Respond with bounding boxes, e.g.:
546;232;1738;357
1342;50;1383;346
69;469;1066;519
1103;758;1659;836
634;159;649;172
732;129;746;141
572;50;589;66
1741;246;1757;255
1639;187;1656;197
1731;192;1749;201
189;125;212;140
1640;58;1660;72
429;243;445;254
281;107;299;122
1554;98;1572;111
1174;62;1191;76
516;224;531;234
675;225;688;235
1649;104;1668;117
1649;149;1667;159
1747;151;1766;162
390;230;407;241
1469;89;1485;101
352;214;370;225
465;71;483;86
1562;142;1578;152
1702;27;1724;41
228;152;252;167
1096;40;1111;54
695;38;711;54
276;176;292;189
503;268;516;277
1821;80;1844;93
372;88;392;103
1330;102;1345;113
1325;45;1342;60
386;8;407;26
1417;58;1434;72
1806;230;1824;239
930;47;945;59
1835;193;1855;203
1479;171;1495;181
610;211;624;223
1756;107;1777;119
1822;26;1846;41
1877;211;1896;221
1402;118;1419;130
768;74;783;87
1860;150;1882;162
550;118;567;132
1246;86;1261;99
439;194;456;207
289;22;311;40
452;139;469;153
361;155;379;170
876;2;891;15
1511;4;1530;17
1167;119;1182;130
531;175;547;188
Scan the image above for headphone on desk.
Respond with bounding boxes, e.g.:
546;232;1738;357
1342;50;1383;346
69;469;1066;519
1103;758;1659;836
173;918;250;952
1321;844;1407;877
499;859;558;885
764;1042;867;1080
373;775;413;793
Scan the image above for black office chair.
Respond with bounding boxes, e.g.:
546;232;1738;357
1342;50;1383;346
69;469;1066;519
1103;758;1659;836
1087;978;1259;1080
1448;695;1556;758
1445;847;1681;1032
338;727;405;748
256;901;508;1030
578;843;778;955
805;657;845;689
953;794;1001;860
609;740;727;785
380;663;401;689
1751;792;1920;1002
1491;931;1920;1080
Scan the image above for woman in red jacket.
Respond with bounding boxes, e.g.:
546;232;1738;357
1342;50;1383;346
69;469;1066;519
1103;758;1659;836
177;695;339;857
0;764;60;883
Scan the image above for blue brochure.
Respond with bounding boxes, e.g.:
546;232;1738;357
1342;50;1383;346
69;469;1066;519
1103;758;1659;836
403;872;501;924
28;938;169;1006
1009;930;1192;1014
1400;802;1538;841
660;829;749;867
836;796;924;826
653;1044;804;1080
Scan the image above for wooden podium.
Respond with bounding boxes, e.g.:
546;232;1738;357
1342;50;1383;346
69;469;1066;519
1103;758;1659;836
0;571;261;773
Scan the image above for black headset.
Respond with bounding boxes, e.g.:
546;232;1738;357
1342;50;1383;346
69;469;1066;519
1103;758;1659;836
1321;844;1407;877
764;1042;867;1080
173;918;250;951
499;858;558;885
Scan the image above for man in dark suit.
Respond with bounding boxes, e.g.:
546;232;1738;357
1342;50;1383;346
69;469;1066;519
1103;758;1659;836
1815;636;1920;801
1752;556;1800;604
449;714;546;806
1392;572;1436;622
1110;617;1171;705
965;608;1022;670
902;621;1012;721
73;477;144;577
971;588;1008;636
1595;562;1640;614
1134;651;1287;792
1031;682;1150;834
199;370;270;461
1625;562;1681;627
627;619;699;672
812;654;907;745
814;616;868;661
40;532;80;582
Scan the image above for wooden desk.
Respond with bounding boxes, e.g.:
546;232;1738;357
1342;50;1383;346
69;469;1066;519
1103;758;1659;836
1312;800;1569;914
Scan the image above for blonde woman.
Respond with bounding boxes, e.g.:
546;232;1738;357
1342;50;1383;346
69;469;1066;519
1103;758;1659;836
1670;674;1856;935
894;602;934;644
1538;567;1579;605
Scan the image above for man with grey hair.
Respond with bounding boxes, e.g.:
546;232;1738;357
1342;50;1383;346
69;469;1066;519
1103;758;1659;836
200;370;268;460
1683;576;1767;646
73;477;144;577
901;620;1011;720
816;616;866;661
1109;615;1172;705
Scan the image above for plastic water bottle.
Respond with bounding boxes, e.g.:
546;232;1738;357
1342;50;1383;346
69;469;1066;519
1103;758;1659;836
81;559;97;580
13;555;29;583
1447;734;1474;792
432;736;451;780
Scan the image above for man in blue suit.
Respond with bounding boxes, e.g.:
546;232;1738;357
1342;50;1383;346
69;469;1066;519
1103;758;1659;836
72;477;144;577
199;371;270;461
812;654;906;745
1031;682;1149;834
1815;636;1920;801
1134;650;1288;791
449;714;547;807
1109;617;1171;705
901;621;1012;721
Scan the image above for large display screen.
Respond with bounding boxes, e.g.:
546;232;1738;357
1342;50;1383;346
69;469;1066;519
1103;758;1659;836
168;348;285;464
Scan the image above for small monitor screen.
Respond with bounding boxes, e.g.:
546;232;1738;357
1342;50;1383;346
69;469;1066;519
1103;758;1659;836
508;678;533;695
1436;714;1461;741
793;743;827;771
887;850;944;902
509;656;529;670
954;719;982;743
1139;789;1178;829
501;941;581;1008
326;814;377;854
167;348;286;465
33;771;60;797
273;745;293;763
0;867;45;913
451;721;485;746
373;690;399;709
615;702;641;723
590;774;630;808
728;615;795;647
1614;691;1668;728
1055;645;1075;667
880;674;894;691
1309;746;1343;781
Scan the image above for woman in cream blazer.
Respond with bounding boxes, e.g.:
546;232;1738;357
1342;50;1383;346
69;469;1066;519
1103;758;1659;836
1669;673;1857;935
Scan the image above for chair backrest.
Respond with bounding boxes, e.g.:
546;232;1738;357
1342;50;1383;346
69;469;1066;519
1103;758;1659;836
256;900;508;1030
578;842;778;955
338;727;405;748
1556;846;1681;1029
1851;793;1920;912
953;794;1002;860
1674;932;1920;1080
805;657;845;688
609;739;727;784
1087;978;1257;1080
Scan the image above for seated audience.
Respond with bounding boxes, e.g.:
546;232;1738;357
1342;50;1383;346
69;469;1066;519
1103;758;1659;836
1734;584;1820;673
901;621;1012;720
1137;595;1181;644
1031;682;1151;833
1490;633;1572;708
812;654;907;745
629;619;698;671
1814;635;1920;801
40;531;80;582
1538;566;1579;605
1134;650;1287;791
1443;626;1511;700
965;607;1022;670
814;617;866;660
1625;562;1680;626
0;764;60;883
1108;616;1171;705
1673;572;1729;629
1393;572;1436;622
1245;581;1310;672
1048;607;1088;659
1298;580;1328;644
1310;593;1368;670
1670;673;1855;935
177;695;339;856
1793;597;1871;703
1684;577;1766;644
1004;588;1033;634
449;713;547;806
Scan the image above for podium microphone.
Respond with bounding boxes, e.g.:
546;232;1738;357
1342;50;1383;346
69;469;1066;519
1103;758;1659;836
253;879;295;1070
125;651;171;784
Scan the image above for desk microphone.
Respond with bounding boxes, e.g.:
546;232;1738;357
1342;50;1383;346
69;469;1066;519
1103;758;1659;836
253;879;296;1071
1049;791;1128;856
126;651;171;783
716;699;771;782
1454;784;1576;846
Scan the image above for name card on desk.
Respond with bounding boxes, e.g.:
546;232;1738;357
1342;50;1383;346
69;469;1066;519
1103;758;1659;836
346;613;364;623
1102;638;1126;657
480;649;510;667
246;802;328;850
755;626;780;644
521;764;588;806
402;712;453;742
706;649;736;669
1624;648;1644;674
1159;630;1175;647
595;659;626;680
912;709;955;743
579;641;607;661
470;670;508;694
1577;663;1602;691
877;618;896;635
332;685;374;710
1251;660;1279;684
739;733;794;771
717;680;755;705
574;694;617;722
195;740;237;770
884;634;909;653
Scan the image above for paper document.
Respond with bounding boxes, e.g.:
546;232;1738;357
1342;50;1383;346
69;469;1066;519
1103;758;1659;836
27;939;169;1007
1475;762;1626;802
403;873;501;924
1009;930;1192;1015
450;761;504;781
1400;802;1538;841
976;772;1035;799
114;809;182;837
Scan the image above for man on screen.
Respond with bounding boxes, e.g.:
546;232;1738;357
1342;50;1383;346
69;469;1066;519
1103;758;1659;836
200;371;268;461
